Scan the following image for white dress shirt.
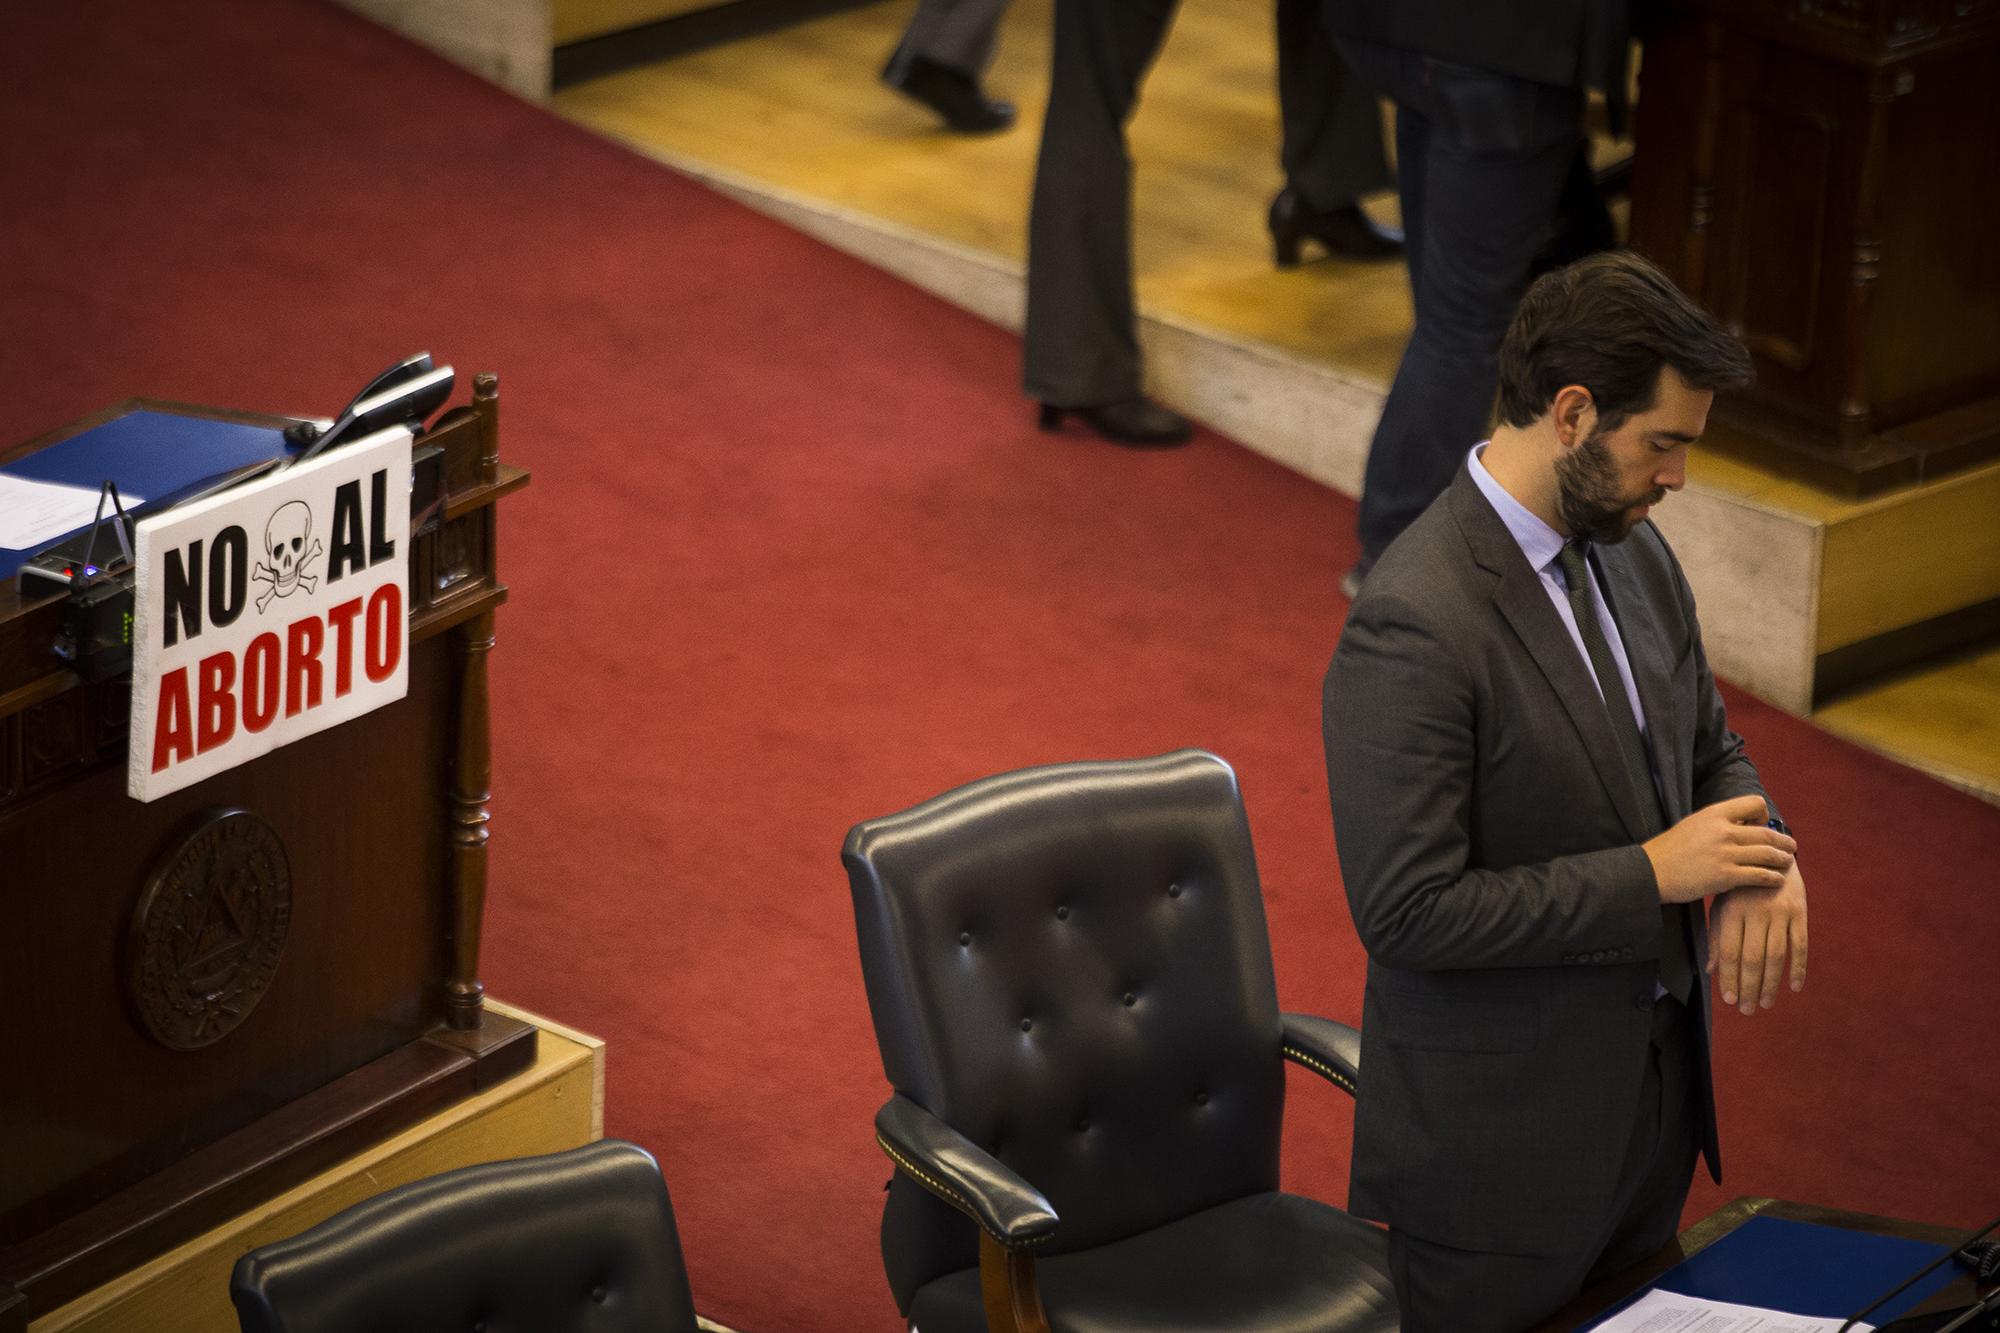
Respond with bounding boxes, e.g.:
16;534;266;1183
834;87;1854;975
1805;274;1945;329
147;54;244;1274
1466;442;1650;740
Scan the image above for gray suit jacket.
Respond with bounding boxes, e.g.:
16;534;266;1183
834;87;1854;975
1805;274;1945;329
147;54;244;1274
1322;465;1769;1256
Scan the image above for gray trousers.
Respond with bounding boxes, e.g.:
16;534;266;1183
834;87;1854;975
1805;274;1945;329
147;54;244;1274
1390;995;1703;1333
893;0;1009;77
1023;0;1391;405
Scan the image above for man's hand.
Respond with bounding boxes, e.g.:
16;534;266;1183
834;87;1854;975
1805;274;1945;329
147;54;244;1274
1708;859;1808;1015
1643;795;1795;904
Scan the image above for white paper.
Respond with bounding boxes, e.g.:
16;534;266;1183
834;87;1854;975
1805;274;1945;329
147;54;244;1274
0;474;142;551
1588;1290;1871;1333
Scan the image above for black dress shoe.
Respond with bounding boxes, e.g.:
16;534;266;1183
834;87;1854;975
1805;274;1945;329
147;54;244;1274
1268;187;1403;267
882;52;1015;134
1038;396;1192;447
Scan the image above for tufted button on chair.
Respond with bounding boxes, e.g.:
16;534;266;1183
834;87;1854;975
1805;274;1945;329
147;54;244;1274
228;1140;698;1333
845;750;1397;1333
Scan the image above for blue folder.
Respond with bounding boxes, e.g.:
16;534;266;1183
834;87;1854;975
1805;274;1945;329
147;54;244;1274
2;408;294;580
1577;1215;1960;1329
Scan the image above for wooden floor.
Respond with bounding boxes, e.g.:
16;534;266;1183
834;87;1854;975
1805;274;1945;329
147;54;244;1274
557;0;1415;382
554;0;2000;802
1817;643;2000;803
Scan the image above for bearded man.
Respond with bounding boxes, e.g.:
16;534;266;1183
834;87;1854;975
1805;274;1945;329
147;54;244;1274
1322;251;1811;1332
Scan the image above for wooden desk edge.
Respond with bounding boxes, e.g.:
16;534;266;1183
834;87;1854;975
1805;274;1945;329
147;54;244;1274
486;999;606;1142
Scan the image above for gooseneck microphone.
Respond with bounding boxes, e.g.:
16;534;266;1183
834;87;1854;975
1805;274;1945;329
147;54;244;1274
1837;1212;2000;1333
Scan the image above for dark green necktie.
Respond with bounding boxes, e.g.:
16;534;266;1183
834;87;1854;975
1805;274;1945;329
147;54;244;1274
1555;540;1695;1003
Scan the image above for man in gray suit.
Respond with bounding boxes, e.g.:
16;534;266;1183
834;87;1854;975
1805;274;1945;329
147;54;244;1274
1322;253;1810;1331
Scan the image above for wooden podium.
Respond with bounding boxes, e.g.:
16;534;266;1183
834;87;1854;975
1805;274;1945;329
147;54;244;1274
1628;0;2000;493
0;377;531;1331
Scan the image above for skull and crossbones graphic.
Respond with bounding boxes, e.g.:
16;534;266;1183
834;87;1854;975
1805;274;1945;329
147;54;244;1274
252;501;324;612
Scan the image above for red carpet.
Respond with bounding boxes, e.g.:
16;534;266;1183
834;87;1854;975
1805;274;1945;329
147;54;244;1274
4;4;1996;1328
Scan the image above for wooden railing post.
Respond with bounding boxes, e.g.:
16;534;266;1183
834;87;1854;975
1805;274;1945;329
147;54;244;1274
444;607;495;1030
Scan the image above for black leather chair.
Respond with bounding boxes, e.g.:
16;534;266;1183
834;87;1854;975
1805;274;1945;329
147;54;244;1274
844;750;1398;1333
229;1140;699;1333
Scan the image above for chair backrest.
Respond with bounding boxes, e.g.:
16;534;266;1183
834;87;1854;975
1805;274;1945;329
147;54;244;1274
845;750;1286;1309
229;1140;699;1333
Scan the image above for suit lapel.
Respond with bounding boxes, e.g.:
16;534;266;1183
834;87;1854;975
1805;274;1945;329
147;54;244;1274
1447;472;1653;843
1594;542;1685;822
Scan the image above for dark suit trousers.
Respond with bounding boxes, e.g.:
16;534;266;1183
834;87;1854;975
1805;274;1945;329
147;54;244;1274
1276;0;1392;214
1334;36;1581;567
1389;995;1702;1333
1023;0;1388;406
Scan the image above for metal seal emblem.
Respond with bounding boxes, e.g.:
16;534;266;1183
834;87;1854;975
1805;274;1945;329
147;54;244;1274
128;808;292;1050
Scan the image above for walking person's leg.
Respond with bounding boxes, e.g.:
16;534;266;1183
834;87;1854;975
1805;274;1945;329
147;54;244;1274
1354;67;1579;568
1023;0;1189;444
1271;0;1399;266
885;0;1016;133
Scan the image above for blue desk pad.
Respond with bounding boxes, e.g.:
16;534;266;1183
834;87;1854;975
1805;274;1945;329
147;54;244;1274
2;408;294;580
1577;1215;1960;1329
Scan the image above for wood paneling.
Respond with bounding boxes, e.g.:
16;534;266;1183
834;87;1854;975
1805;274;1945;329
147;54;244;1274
1865;41;2000;425
1718;82;1835;374
1629;1;2000;487
28;1010;601;1333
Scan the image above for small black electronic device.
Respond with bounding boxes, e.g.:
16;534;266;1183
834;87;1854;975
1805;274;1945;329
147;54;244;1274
286;352;454;463
16;457;281;599
17;481;136;599
17;482;139;681
59;573;138;683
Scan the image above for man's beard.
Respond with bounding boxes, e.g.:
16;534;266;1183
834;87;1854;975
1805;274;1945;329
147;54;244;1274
1554;426;1666;545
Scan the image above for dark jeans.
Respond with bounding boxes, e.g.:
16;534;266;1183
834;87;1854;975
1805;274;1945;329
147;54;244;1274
1389;996;1702;1333
1335;36;1581;567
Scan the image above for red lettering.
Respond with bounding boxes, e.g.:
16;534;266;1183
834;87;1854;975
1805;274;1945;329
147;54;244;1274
151;668;194;773
326;597;364;697
242;633;281;732
286;614;324;716
364;584;402;684
197;651;237;752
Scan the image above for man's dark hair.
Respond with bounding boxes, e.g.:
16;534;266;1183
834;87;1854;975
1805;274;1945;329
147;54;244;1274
1496;251;1753;429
